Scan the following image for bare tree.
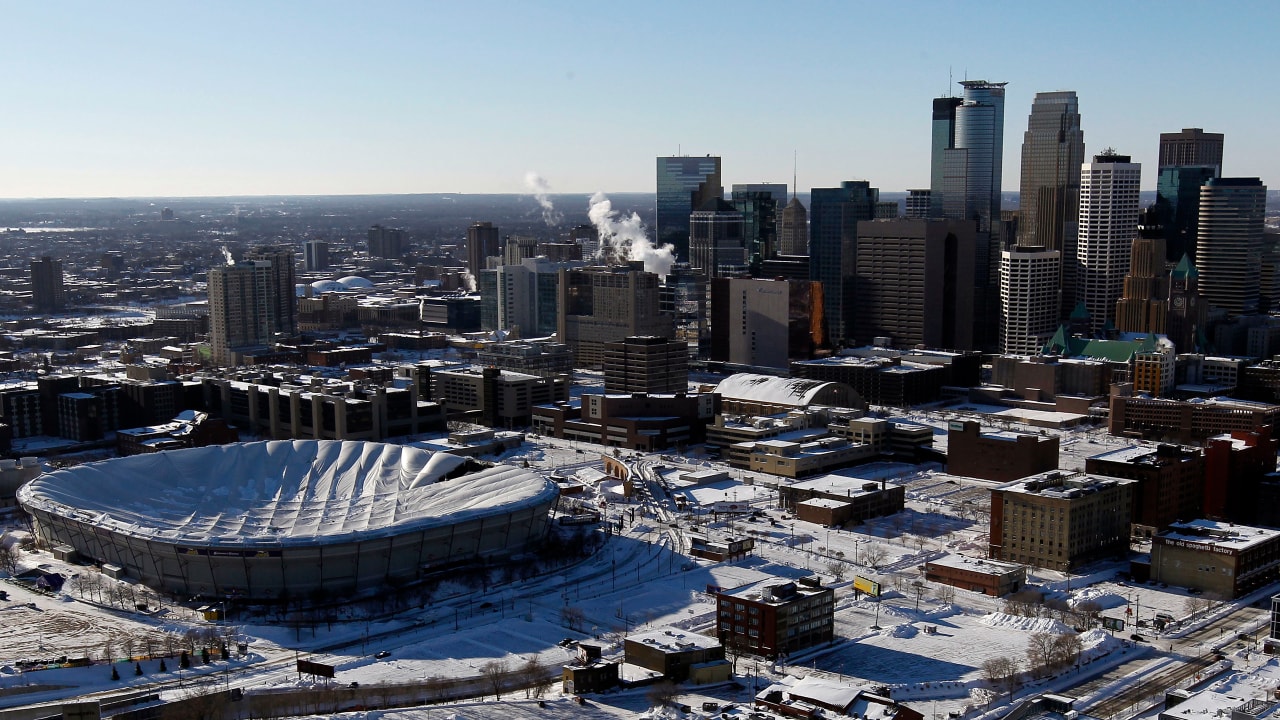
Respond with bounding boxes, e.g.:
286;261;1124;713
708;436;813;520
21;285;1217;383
479;659;509;700
933;583;956;604
826;561;848;581
1025;632;1056;678
861;544;888;571
519;655;551;698
1074;600;1103;628
645;680;680;709
1051;631;1083;669
981;656;1021;699
0;541;18;576
560;605;586;632
1184;595;1214;619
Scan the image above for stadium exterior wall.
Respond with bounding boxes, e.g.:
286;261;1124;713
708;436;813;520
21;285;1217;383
24;497;556;600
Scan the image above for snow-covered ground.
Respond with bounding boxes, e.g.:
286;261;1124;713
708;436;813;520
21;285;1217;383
2;428;1274;720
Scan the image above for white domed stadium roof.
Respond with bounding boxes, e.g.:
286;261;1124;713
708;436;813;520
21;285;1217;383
337;275;374;289
310;279;348;293
17;440;557;547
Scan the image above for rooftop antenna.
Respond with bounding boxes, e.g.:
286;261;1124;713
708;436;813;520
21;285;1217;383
792;150;797;202
948;66;952;96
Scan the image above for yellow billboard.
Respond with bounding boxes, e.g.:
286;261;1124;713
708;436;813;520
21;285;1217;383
853;575;881;597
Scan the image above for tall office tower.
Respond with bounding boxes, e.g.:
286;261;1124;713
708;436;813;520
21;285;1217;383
689;198;747;278
777;197;809;255
905;189;932;219
730;184;785;264
853;219;976;350
929;96;963;218
1017;91;1085;317
1075;152;1141;332
1114;208;1170;336
1196;177;1267;315
602;336;689;394
809;181;879;344
940;81;1008;349
367;224;406;258
466;221;501;275
709;277;825;368
656;156;723;261
503;235;538;265
484;257;584;337
304;240;329;271
1157;129;1224;263
557;264;675;367
29;256;66;312
1159;128;1224;172
242;246;298;340
208;261;275;366
1166;254;1208;353
1000;245;1061;355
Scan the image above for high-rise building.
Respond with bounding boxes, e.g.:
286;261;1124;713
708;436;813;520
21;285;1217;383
1166;253;1208;353
208;261;275;366
1076;152;1141;332
689;198;747;279
709;277;790;369
481;257;584;337
777;197;809;256
929;96;963;218
905;189;932;219
30;256;66;313
730;184;785;264
1000;245;1061;356
1017;91;1085;317
1114;208;1170;336
503;235;538;266
367;225;406;259
656;156;722;261
938;81;1008;351
557;264;675;367
1159;128;1224;172
1157;129;1224;263
602;336;689;394
467;222;501;275
242;246;298;340
809;181;879;344
1197;177;1268;315
1156;166;1219;264
853;219;976;350
304;240;330;271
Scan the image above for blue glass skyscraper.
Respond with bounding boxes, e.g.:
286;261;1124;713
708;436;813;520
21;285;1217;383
808;181;878;344
656;156;722;262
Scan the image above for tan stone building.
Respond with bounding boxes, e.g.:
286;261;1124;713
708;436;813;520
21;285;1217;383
989;471;1135;571
1150;520;1280;599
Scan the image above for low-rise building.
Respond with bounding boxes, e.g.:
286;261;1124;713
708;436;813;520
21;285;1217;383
116;411;240;456
0;457;40;508
754;675;924;720
713;373;864;416
924;554;1026;596
1151;520;1280;599
428;365;569;427
688;532;755;562
778;474;904;526
1108;391;1280;442
740;436;878;478
946;420;1059;482
562;643;617;695
716;577;834;658
623;629;730;684
532;393;718;451
1085;444;1204;533
989;471;1135;571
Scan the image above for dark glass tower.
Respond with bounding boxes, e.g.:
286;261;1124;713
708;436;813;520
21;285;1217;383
1156;128;1223;263
1017;91;1085;318
808;181;878;344
656;156;722;262
730;185;783;270
929;97;963;218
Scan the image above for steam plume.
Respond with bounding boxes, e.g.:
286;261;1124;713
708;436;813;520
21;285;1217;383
587;192;675;277
524;172;563;226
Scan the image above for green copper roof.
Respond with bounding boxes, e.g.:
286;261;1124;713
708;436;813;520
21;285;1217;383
1172;253;1199;279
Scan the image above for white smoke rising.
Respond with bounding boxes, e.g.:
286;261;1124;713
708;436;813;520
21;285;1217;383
524;171;563;226
587;191;676;277
220;245;235;265
460;272;477;293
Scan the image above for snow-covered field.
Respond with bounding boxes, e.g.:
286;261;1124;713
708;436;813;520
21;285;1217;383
2;429;1275;720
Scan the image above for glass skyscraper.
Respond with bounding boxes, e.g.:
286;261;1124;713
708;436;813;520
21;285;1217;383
808;181;878;344
731;183;786;268
1196;177;1267;315
1156;129;1224;263
656;156;722;262
1017;91;1085;317
929;97;962;218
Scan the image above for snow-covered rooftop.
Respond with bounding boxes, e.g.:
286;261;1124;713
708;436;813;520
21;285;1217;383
714;374;838;407
17;440;558;547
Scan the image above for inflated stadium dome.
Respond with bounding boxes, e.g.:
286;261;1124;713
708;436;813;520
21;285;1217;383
18;440;559;600
337;275;374;289
310;279;348;293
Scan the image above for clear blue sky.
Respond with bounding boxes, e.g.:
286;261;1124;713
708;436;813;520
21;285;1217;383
2;1;1275;198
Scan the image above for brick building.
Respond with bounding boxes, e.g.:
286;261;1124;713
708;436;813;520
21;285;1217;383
923;555;1026;596
1151;520;1280;599
532;393;718;451
623;629;730;684
778;474;904;526
1108;391;1280;442
946;420;1059;482
989;471;1135;571
602;336;688;394
1204;429;1278;524
1085;444;1204;533
716;577;834;659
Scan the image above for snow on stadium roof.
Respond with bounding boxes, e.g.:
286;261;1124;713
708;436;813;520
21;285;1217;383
714;373;836;407
17;440;557;547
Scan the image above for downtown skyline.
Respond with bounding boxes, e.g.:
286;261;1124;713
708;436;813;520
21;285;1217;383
1;0;1277;199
